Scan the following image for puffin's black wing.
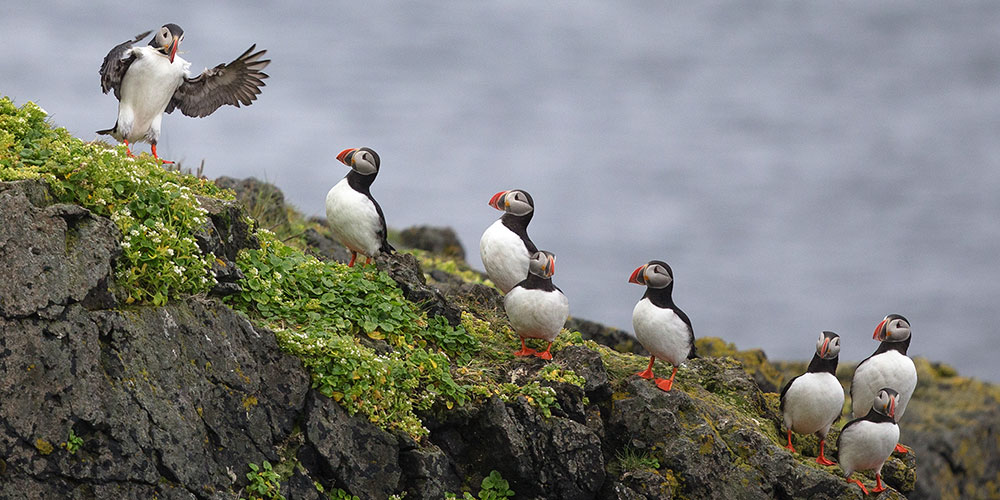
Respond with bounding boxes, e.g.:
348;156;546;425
99;30;153;99
373;200;395;254
778;374;800;413
673;305;698;359
166;45;270;118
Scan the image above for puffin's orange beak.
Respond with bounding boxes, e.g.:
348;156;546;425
337;148;355;165
628;265;646;284
888;396;896;419
820;337;831;358
488;191;508;210
168;36;179;63
547;254;556;276
873;319;887;340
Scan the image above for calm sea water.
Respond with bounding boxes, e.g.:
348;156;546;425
3;2;999;381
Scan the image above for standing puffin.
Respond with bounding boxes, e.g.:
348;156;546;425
504;250;568;360
779;331;844;465
98;24;270;162
850;314;916;453
837;388;901;495
480;189;538;293
629;260;696;392
325;147;394;267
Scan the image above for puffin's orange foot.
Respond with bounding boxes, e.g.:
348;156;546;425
534;350;552;360
653;377;673;392
635;368;654;379
150;144;173;164
894;443;908;454
816;455;835;466
847;477;869;495
784;443;796;453
871;474;886;493
513;347;536;357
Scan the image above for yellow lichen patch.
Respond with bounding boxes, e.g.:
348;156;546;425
34;439;54;455
243;395;259;410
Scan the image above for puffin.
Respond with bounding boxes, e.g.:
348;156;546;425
850;314;916;454
98;24;270;162
779;331;844;465
837;387;901;495
325;147;394;267
479;189;538;294
503;250;568;360
629;260;696;392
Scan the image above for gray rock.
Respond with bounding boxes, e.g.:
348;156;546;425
213;176;289;230
429;397;605;500
398;225;465;259
301;391;403;498
566;317;647;356
378;252;462;325
0;181;120;317
0;299;309;500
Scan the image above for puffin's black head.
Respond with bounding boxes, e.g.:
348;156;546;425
815;331;841;360
487;189;534;216
872;387;900;420
873;314;911;343
150;23;184;63
628;260;674;289
527;250;556;279
337;147;380;175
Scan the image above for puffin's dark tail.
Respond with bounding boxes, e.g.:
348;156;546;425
381;241;396;254
687;343;699;360
96;127;114;136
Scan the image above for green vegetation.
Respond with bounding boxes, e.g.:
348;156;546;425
244;460;285;500
613;447;661;474
62;429;84;455
445;470;515;500
0;97;227;306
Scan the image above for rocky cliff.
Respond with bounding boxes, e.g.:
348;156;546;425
1;98;998;499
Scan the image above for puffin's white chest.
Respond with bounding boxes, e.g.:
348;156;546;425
632;298;691;366
504;286;569;342
851;350;917;419
480;219;530;293
838;420;899;476
117;48;187;143
781;372;844;436
325;178;382;257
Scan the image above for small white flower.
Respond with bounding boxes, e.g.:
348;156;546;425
121;242;131;249
167;248;175;256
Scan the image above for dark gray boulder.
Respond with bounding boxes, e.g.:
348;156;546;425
0;180;119;317
398;226;465;259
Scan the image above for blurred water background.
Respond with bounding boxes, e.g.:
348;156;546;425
3;1;999;381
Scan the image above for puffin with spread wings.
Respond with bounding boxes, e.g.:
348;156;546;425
98;24;270;162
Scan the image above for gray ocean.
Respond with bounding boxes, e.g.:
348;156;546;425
3;2;999;382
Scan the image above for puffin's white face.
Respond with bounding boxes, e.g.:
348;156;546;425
872;388;899;419
629;261;673;289
337;147;380;175
874;314;911;342
503;190;533;216
152;25;183;62
815;331;840;359
527;250;556;279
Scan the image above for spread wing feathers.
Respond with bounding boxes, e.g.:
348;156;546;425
99;30;153;99
166;45;270;118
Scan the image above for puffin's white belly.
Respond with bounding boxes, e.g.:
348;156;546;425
480;219;530;293
116;49;187;143
325;179;382;257
782;372;844;436
838;420;899;476
851;351;916;419
504;286;569;342
632;298;691;366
